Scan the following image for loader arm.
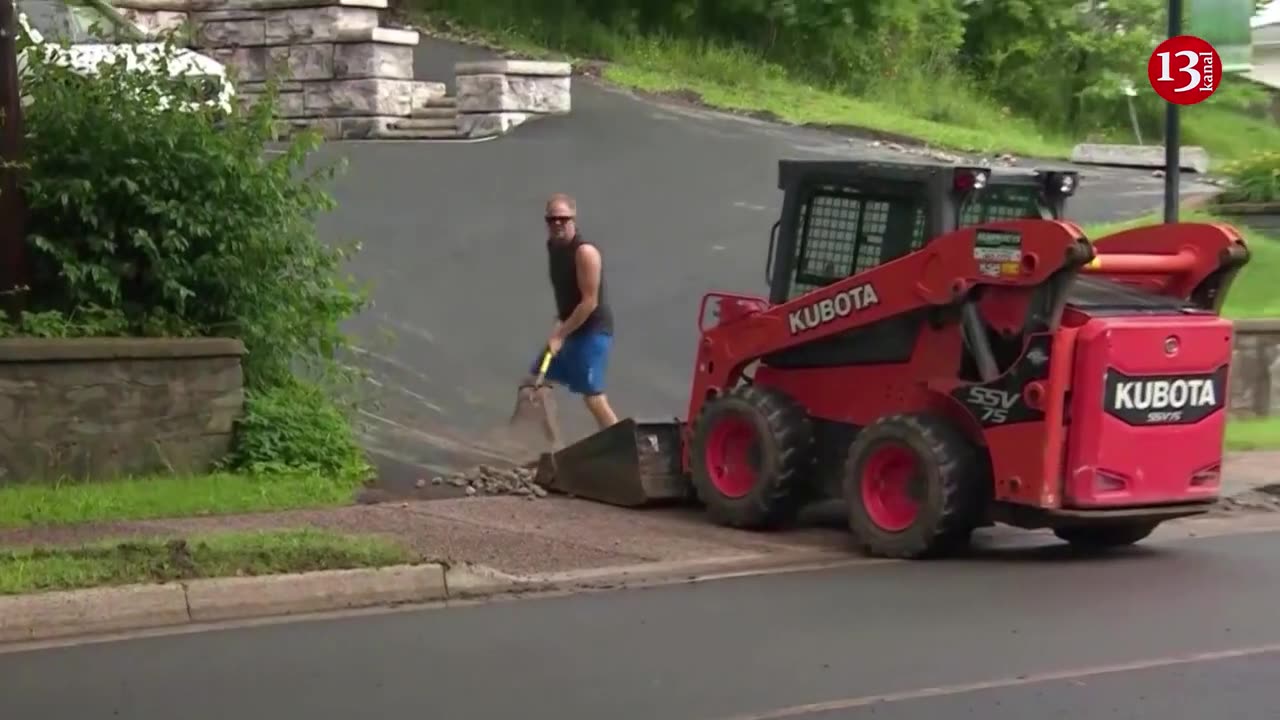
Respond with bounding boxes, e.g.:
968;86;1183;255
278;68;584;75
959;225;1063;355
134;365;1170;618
686;219;1095;424
1084;222;1250;313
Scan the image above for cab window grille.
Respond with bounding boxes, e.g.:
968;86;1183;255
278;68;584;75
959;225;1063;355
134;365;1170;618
787;188;922;300
961;186;1044;226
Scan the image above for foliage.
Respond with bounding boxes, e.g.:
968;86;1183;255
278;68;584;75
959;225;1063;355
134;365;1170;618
224;379;372;479
414;0;1278;151
8;28;371;477
1216;151;1280;204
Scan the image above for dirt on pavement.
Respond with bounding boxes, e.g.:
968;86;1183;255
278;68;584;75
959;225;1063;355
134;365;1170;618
0;496;854;577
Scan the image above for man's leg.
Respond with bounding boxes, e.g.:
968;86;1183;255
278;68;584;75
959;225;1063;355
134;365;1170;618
584;393;619;429
570;332;618;430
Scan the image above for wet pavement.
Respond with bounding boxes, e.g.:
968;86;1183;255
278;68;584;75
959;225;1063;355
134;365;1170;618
3;528;1277;719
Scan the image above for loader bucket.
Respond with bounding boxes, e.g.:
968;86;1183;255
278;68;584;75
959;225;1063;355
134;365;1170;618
533;417;694;507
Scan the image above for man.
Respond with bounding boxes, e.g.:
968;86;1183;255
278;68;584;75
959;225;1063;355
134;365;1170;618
523;192;619;437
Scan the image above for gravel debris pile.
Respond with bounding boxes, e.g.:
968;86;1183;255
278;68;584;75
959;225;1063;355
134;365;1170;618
864;140;1020;167
1216;484;1280;514
417;463;549;499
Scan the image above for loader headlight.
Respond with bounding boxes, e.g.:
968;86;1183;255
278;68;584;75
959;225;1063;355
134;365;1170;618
1040;170;1078;196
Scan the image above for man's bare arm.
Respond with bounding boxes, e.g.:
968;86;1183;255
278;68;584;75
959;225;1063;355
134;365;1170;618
554;244;602;339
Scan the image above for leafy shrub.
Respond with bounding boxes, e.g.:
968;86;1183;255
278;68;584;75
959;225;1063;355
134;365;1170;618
224;379;372;479
1217;151;1280;205
9;29;371;477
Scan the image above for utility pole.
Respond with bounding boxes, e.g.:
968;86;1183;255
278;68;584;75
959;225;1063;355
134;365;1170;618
0;0;26;319
1163;0;1183;224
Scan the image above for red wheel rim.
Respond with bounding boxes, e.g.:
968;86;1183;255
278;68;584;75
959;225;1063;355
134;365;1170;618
860;443;921;532
705;415;760;498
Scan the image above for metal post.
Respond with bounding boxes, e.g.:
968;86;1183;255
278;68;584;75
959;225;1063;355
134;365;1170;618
1163;0;1182;224
0;0;26;318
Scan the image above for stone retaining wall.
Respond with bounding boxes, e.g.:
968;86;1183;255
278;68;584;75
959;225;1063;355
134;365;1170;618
0;338;246;484
112;0;572;139
1231;319;1280;417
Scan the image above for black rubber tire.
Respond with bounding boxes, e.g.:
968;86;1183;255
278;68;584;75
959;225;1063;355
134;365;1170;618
688;385;814;530
1053;522;1158;550
843;413;986;559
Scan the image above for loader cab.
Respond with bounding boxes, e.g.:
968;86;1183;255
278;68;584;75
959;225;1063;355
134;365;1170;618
765;160;1078;304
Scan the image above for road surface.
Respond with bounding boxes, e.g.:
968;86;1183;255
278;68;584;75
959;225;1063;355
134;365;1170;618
3;528;1277;719
316;37;1224;485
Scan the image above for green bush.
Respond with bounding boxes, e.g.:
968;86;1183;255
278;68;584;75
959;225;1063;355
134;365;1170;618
8;29;371;477
1217;151;1280;205
224;379;371;478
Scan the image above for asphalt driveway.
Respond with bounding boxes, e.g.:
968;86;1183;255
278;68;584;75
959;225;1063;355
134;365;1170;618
313;37;1221;484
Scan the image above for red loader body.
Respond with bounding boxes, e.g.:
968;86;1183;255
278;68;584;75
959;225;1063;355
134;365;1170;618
532;159;1249;560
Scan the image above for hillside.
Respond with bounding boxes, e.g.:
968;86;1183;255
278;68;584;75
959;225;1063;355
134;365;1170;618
404;0;1280;165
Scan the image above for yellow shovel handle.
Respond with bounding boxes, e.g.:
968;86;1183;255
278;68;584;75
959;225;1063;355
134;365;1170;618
536;349;553;382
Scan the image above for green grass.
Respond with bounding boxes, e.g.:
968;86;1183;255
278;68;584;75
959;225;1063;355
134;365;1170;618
1185;106;1280;170
1082;209;1280;319
1224;416;1280;451
0;528;416;595
418;16;1072;158
412;11;1277;165
0;470;365;529
598;39;1072;159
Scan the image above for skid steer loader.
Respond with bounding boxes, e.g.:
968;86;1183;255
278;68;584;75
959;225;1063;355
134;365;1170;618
534;159;1248;558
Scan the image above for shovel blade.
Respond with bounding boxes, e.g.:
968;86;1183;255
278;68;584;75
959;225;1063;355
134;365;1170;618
500;384;561;460
533;417;694;508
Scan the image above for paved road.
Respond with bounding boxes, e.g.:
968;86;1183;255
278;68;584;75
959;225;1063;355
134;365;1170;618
4;529;1277;719
317;37;1224;484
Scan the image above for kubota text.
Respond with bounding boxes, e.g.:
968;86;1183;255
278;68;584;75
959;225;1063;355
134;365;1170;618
787;283;880;335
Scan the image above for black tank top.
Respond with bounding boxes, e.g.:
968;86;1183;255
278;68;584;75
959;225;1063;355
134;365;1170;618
547;235;614;337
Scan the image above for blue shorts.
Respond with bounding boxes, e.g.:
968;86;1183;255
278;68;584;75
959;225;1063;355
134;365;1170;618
529;331;613;396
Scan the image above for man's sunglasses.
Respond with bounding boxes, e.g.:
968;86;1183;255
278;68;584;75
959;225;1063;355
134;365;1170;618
545;215;574;224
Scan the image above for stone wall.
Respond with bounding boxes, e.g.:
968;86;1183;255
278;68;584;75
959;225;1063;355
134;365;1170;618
0;338;246;484
113;0;572;140
1231;319;1280;418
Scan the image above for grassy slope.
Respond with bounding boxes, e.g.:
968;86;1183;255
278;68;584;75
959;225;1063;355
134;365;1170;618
1083;209;1280;319
0;528;415;595
412;12;1280;164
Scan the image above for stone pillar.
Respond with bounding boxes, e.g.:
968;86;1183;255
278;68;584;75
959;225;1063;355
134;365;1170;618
114;0;190;36
454;60;572;138
106;4;576;140
113;0;448;139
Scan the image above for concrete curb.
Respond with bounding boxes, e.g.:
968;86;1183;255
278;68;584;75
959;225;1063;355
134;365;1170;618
0;554;807;644
0;563;448;644
1070;143;1211;174
0;551;860;645
5;512;1280;645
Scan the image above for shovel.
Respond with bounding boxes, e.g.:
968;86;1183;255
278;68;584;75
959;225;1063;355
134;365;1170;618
502;348;563;457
